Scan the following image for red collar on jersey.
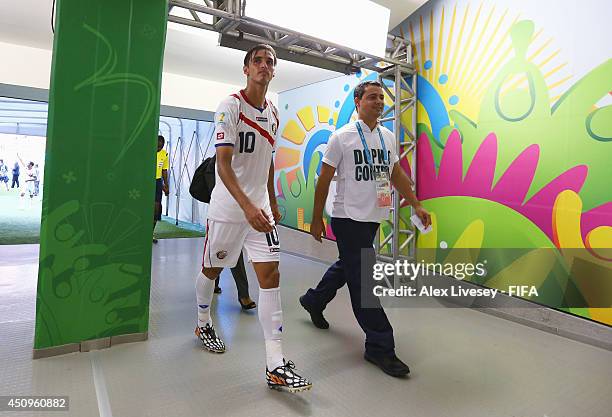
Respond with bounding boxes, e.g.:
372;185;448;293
240;89;268;111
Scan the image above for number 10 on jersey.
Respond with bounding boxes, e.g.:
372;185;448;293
239;132;255;153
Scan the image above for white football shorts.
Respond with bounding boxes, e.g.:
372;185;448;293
202;220;280;268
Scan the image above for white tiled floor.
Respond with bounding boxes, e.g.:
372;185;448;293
1;240;611;417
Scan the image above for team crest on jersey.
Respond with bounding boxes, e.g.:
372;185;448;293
216;250;228;259
271;123;277;135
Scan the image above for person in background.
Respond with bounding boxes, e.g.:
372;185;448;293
33;164;40;196
212;252;257;310
153;135;169;244
16;159;36;209
11;162;20;189
23;161;37;199
16;155;36;200
0;160;9;191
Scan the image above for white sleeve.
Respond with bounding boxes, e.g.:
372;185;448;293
322;132;342;168
213;97;239;148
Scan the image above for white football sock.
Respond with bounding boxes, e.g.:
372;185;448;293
195;272;216;327
258;287;284;370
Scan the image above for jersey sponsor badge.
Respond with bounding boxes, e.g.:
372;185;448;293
217;112;226;124
216;132;225;140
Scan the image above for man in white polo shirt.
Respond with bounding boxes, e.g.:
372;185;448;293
300;80;431;377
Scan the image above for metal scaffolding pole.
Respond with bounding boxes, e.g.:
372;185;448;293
168;0;414;74
168;0;417;266
375;43;417;276
192;126;200;224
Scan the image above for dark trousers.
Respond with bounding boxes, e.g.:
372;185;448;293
215;252;250;299
11;175;19;188
302;217;395;358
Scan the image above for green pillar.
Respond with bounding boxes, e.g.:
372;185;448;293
34;0;168;356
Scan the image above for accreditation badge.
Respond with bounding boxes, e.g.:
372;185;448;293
374;170;392;208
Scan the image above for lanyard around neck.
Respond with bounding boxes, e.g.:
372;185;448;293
355;121;388;167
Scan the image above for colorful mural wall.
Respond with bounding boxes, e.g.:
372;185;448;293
276;0;612;326
276;71;391;240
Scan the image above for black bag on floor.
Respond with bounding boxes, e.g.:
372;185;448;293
189;155;216;203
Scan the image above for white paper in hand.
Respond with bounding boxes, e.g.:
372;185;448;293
410;214;432;234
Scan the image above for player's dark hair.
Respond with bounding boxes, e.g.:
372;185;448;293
243;44;277;67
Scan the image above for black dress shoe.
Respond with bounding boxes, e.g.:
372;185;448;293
364;353;410;377
299;295;329;329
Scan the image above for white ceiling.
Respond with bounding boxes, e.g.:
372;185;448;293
0;0;427;92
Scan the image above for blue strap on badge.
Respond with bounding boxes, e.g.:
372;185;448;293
356;121;389;167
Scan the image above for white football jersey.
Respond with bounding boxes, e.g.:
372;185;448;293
207;90;279;223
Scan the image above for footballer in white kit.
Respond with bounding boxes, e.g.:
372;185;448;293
203;90;281;268
194;44;312;393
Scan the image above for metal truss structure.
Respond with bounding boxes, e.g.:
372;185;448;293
168;0;418;264
375;66;417;265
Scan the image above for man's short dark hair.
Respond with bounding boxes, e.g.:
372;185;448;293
158;135;165;143
243;44;277;67
354;80;383;100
